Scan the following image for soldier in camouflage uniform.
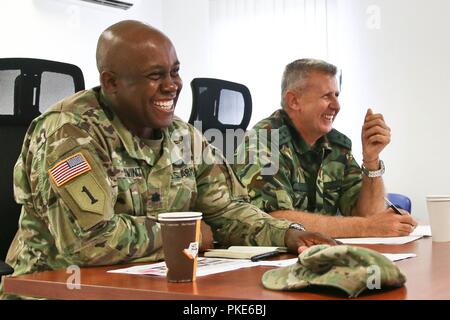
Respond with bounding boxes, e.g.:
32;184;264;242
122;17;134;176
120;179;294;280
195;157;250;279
1;21;336;299
234;59;417;238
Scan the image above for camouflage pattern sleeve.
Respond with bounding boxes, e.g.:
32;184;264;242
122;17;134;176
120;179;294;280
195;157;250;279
338;152;363;216
192;129;290;247
233;128;296;213
10;112;163;274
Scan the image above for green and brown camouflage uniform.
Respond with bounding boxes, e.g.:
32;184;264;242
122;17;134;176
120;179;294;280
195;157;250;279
234;109;362;216
2;88;290;296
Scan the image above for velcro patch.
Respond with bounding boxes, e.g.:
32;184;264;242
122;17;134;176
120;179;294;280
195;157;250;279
48;152;92;187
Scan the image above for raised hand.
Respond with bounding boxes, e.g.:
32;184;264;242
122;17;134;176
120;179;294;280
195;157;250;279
361;108;391;168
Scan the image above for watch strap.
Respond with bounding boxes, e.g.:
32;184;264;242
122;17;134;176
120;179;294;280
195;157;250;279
362;160;385;178
289;222;306;232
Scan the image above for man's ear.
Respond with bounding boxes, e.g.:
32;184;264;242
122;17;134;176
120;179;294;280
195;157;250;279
285;90;302;111
100;71;118;95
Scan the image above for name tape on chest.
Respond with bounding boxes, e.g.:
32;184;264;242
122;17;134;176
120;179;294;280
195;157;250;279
123;167;144;178
49;152;92;187
171;166;194;180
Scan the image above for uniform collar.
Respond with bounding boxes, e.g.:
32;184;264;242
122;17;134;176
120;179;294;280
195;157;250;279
96;87;184;168
279;109;332;156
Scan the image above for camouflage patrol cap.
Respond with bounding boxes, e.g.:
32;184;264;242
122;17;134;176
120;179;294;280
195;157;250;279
262;245;406;298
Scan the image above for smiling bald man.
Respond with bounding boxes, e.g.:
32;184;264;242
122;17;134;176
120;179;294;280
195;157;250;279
2;21;336;298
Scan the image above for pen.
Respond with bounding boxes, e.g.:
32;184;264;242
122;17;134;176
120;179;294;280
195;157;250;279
250;251;280;262
384;197;403;215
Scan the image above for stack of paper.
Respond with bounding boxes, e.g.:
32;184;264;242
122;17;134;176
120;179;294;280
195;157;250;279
382;253;416;262
411;225;432;237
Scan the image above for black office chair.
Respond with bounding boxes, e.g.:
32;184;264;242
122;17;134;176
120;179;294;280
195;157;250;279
0;58;85;276
188;78;252;161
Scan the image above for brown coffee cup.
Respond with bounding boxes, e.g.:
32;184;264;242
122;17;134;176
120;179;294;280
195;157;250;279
158;212;202;282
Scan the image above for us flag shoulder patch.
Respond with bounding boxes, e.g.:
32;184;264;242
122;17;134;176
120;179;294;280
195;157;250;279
49;152;92;187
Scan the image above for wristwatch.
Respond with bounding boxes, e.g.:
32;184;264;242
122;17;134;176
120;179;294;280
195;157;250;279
289;222;306;232
361;160;385;178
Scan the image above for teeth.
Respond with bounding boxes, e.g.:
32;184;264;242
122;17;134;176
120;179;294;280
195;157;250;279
323;114;334;121
154;100;174;110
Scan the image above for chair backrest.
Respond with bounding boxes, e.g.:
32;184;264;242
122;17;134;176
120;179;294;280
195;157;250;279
188;78;252;159
0;58;85;261
387;193;412;213
0;260;15;277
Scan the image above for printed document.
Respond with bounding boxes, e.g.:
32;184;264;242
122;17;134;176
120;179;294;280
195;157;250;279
108;257;257;277
336;235;422;245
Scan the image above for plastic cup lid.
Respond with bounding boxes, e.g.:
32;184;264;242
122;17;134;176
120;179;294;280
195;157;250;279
158;212;202;221
426;195;450;202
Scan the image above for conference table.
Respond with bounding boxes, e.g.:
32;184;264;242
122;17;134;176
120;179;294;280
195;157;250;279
3;238;450;300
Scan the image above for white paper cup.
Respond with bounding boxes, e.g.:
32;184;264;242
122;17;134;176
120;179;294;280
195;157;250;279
426;196;450;242
426;195;450;201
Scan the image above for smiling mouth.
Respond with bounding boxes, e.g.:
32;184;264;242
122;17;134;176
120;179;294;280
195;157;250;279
323;114;334;122
154;99;175;112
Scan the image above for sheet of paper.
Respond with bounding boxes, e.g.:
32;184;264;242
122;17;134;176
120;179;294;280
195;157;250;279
107;253;417;278
227;246;287;252
108;257;257;277
254;254;416;267
256;258;298;267
410;225;432;237
336;235;422;245
383;253;417;262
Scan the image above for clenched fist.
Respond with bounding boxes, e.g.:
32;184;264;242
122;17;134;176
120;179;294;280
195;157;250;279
361;108;391;168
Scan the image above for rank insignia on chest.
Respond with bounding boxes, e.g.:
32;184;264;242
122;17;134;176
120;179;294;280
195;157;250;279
151;192;161;203
49;152;91;187
148;188;162;208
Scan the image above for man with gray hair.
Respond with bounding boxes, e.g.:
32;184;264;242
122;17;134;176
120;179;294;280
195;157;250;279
234;58;417;237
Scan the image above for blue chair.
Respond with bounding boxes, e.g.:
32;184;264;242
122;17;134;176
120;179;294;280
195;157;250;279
387;193;412;213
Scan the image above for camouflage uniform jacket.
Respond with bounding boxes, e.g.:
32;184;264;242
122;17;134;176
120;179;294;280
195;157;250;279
5;88;290;279
234;109;362;216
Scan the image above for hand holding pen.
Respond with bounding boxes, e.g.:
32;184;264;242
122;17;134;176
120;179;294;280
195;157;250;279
384;197;403;215
384;196;418;233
